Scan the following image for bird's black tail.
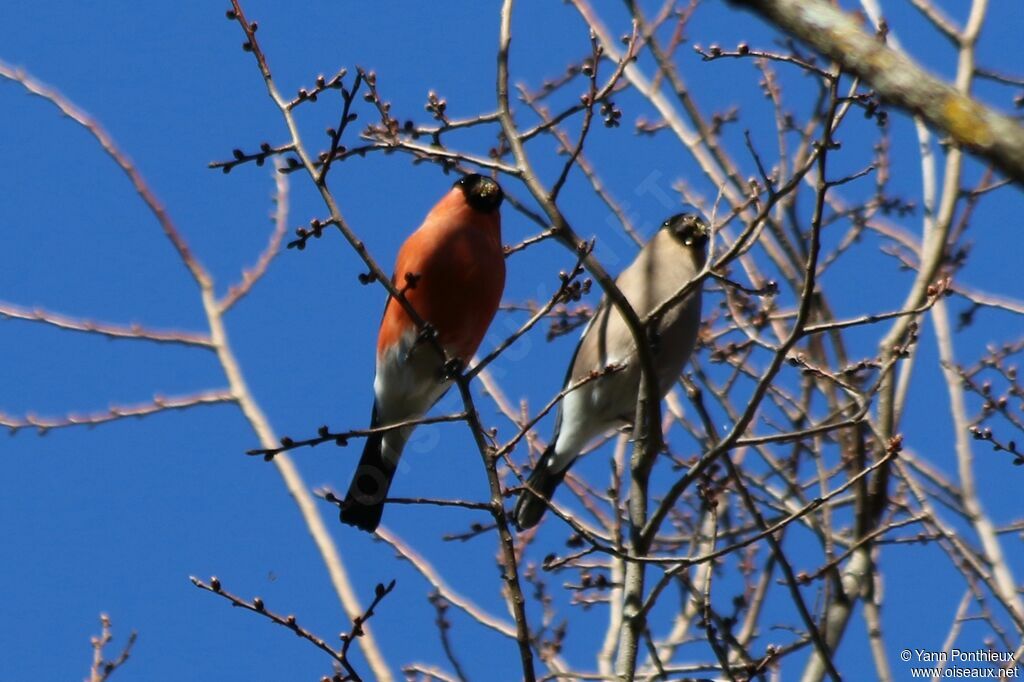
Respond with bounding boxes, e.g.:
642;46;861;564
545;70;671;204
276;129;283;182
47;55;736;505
341;410;396;533
513;443;567;530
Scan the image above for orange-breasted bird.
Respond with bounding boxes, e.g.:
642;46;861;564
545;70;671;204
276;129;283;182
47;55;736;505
341;174;506;532
513;212;709;529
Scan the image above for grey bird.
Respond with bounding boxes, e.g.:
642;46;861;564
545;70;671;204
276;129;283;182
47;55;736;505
513;212;709;530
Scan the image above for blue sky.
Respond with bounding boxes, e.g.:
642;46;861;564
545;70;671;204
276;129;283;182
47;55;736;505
2;1;1022;680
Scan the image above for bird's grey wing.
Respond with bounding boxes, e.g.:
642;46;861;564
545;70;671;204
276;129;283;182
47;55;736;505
547;298;613;444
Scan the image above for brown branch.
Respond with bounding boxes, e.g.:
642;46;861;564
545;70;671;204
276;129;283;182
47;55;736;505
467;247;592;380
3;46;392;679
726;0;1024;185
402;664;461;682
975;68;1024;88
0;389;235;434
190;575;395;681
494;365;626;463
288;67;349;109
315;486;494;513
908;0;961;42
246;412;470;460
0;301;214;349
549;24;638;202
517;91;642;245
693;43;834;80
429;592;470;682
374;527;519;639
504;227;558;256
634;450;898;566
226;6;539;680
208;141;295;174
318;70;364;184
452;373;538;680
218;162;291;312
0;60;211;286
88;614;137;682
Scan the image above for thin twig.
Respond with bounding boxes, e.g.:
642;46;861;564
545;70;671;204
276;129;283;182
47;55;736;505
0;389;235;434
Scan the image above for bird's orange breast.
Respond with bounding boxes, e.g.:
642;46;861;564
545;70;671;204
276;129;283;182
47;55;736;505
377;187;505;362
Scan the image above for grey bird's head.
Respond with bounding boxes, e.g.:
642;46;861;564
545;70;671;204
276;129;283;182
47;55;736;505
663;212;710;254
455;174;504;213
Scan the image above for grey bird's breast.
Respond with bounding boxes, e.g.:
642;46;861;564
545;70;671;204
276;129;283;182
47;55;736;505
570;228;704;424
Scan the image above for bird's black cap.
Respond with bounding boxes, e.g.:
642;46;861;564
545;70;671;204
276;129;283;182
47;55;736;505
455;174;504;213
663;212;709;249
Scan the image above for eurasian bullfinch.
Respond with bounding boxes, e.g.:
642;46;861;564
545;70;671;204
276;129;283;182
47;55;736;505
514;212;709;530
341;174;506;532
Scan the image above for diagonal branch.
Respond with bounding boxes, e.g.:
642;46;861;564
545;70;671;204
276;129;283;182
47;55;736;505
726;0;1024;186
0;389;235;434
0;301;214;349
218;164;291;313
191;575;396;682
0;60;211;286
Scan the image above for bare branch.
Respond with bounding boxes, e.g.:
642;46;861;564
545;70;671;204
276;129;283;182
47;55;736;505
88;614;136;682
726;0;1024;185
1;389;234;435
0;301;214;349
191;575;396;681
218;163;291;312
0;61;211;286
247;412;470;460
